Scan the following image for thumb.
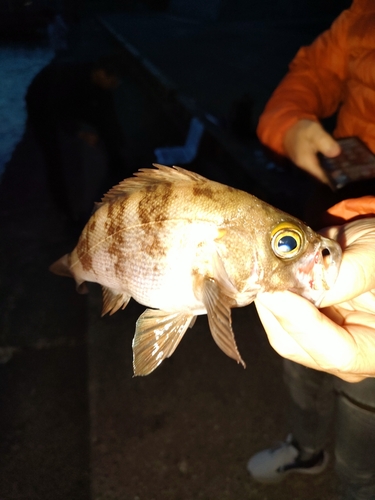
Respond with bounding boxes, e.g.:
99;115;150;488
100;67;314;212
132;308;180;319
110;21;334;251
315;130;341;158
256;292;357;373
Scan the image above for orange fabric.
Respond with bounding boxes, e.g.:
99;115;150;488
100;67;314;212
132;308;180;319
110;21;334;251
324;196;375;225
257;0;375;157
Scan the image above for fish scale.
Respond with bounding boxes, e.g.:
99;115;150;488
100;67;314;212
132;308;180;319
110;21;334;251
50;164;342;376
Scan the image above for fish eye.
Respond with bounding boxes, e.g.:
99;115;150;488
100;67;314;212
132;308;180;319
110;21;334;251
270;222;304;259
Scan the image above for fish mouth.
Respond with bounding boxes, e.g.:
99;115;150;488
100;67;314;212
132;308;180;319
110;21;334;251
319;236;342;290
295;236;342;306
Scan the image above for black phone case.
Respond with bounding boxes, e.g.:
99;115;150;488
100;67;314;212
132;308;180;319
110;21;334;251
318;137;375;190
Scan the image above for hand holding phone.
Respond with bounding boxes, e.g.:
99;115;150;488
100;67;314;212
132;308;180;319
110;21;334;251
318;137;375;190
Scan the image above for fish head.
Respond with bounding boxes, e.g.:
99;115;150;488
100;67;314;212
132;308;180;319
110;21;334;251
266;219;342;306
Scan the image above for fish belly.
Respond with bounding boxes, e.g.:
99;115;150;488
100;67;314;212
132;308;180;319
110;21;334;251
88;219;219;313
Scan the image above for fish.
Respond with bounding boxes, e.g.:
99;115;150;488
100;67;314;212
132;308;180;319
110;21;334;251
50;164;342;376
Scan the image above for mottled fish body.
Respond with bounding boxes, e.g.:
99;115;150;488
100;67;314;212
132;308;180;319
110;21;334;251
50;165;342;376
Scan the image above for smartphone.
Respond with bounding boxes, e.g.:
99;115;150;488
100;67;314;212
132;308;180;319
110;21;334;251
318;137;375;190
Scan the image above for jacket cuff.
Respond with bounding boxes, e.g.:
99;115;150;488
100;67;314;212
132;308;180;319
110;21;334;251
257;111;318;156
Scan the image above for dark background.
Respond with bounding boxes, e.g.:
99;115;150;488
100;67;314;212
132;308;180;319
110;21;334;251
0;0;350;498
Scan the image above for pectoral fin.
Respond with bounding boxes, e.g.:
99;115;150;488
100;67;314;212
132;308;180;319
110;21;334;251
101;287;130;316
202;277;245;368
132;309;195;376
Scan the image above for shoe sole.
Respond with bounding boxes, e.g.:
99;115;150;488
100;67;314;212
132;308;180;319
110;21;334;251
247;451;330;484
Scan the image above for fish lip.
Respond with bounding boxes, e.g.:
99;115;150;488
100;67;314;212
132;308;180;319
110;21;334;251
318;235;342;288
309;236;342;306
293;235;342;306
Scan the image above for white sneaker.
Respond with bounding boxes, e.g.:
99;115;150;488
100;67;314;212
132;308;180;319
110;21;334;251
247;434;329;483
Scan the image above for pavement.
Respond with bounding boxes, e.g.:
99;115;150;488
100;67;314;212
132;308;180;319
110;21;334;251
0;12;341;500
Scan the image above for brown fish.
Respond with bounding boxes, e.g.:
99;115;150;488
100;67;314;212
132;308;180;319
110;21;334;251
50;164;341;376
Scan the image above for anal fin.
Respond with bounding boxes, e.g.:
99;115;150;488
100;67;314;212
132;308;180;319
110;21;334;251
132;309;195;376
101;286;131;316
202;277;245;368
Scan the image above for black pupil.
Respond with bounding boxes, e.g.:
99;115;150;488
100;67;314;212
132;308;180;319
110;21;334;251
278;235;297;253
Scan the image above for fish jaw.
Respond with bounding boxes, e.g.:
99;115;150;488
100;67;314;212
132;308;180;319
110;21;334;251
291;235;342;306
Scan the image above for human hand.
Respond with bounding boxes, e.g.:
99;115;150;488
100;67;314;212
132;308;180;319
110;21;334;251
255;218;375;382
283;119;341;184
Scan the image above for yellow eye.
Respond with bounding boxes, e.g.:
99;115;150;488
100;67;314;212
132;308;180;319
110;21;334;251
271;222;304;259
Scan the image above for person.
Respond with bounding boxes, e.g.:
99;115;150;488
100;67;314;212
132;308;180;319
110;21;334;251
257;0;375;226
247;1;375;499
249;199;375;499
26;55;128;229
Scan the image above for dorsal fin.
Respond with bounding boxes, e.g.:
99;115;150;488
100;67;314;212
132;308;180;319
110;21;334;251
98;164;209;205
143;164;209;183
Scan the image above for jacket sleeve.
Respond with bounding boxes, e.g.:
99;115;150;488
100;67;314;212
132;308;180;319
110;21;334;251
257;8;352;156
324;196;375;224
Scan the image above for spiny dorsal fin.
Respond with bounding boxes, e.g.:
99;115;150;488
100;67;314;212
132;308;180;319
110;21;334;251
98;164;209;205
144;164;209;183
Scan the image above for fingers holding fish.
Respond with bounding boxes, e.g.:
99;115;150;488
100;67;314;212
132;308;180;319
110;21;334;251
255;290;375;382
319;218;375;307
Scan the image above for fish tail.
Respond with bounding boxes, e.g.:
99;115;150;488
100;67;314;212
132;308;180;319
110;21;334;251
49;254;88;294
49;254;71;277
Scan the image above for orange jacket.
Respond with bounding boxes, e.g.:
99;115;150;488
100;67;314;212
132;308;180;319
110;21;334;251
324;196;375;225
257;0;375;157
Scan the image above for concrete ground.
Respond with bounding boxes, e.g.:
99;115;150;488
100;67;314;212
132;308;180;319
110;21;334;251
0;14;340;500
0;125;91;499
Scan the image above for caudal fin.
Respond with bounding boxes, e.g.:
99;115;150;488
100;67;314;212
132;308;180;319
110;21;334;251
49;254;88;294
49;254;72;277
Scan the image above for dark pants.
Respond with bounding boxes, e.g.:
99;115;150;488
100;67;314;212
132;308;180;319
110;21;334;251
284;360;375;500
